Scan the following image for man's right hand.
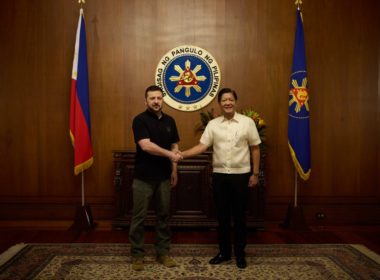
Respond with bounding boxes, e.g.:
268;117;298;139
169;151;182;162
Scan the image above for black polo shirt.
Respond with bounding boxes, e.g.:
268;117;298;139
133;109;180;181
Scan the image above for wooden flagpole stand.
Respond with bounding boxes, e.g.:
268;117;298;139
69;172;97;231
280;169;308;230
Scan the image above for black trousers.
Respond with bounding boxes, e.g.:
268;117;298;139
212;172;250;258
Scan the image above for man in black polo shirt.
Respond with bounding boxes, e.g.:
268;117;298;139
129;85;181;271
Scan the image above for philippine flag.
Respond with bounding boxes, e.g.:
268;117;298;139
70;8;93;175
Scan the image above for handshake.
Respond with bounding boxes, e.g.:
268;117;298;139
169;150;184;163
166;143;206;163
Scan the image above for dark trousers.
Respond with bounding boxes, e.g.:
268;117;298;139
212;172;250;258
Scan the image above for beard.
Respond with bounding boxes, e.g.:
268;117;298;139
148;103;162;113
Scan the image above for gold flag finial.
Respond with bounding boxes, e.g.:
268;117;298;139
295;0;302;6
78;0;85;9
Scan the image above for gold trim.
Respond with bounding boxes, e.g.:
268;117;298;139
74;157;94;175
288;142;310;180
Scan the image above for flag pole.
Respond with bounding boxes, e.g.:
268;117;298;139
70;170;96;231
81;171;91;225
294;170;298;207
81;171;85;206
282;168;307;229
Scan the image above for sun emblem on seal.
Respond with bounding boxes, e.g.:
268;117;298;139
169;59;207;97
289;77;309;113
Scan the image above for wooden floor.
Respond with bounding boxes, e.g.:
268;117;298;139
1;221;380;255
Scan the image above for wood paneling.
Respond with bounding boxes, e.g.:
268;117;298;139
0;0;379;224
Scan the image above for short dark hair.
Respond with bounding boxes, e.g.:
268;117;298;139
217;88;238;102
145;85;163;98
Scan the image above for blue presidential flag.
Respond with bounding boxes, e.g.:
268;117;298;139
288;8;311;180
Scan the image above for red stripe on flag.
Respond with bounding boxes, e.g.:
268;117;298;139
70;80;93;175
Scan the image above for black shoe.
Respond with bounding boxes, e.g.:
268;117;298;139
209;253;231;264
236;257;247;269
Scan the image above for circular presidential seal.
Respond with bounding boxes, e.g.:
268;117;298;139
155;45;221;111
